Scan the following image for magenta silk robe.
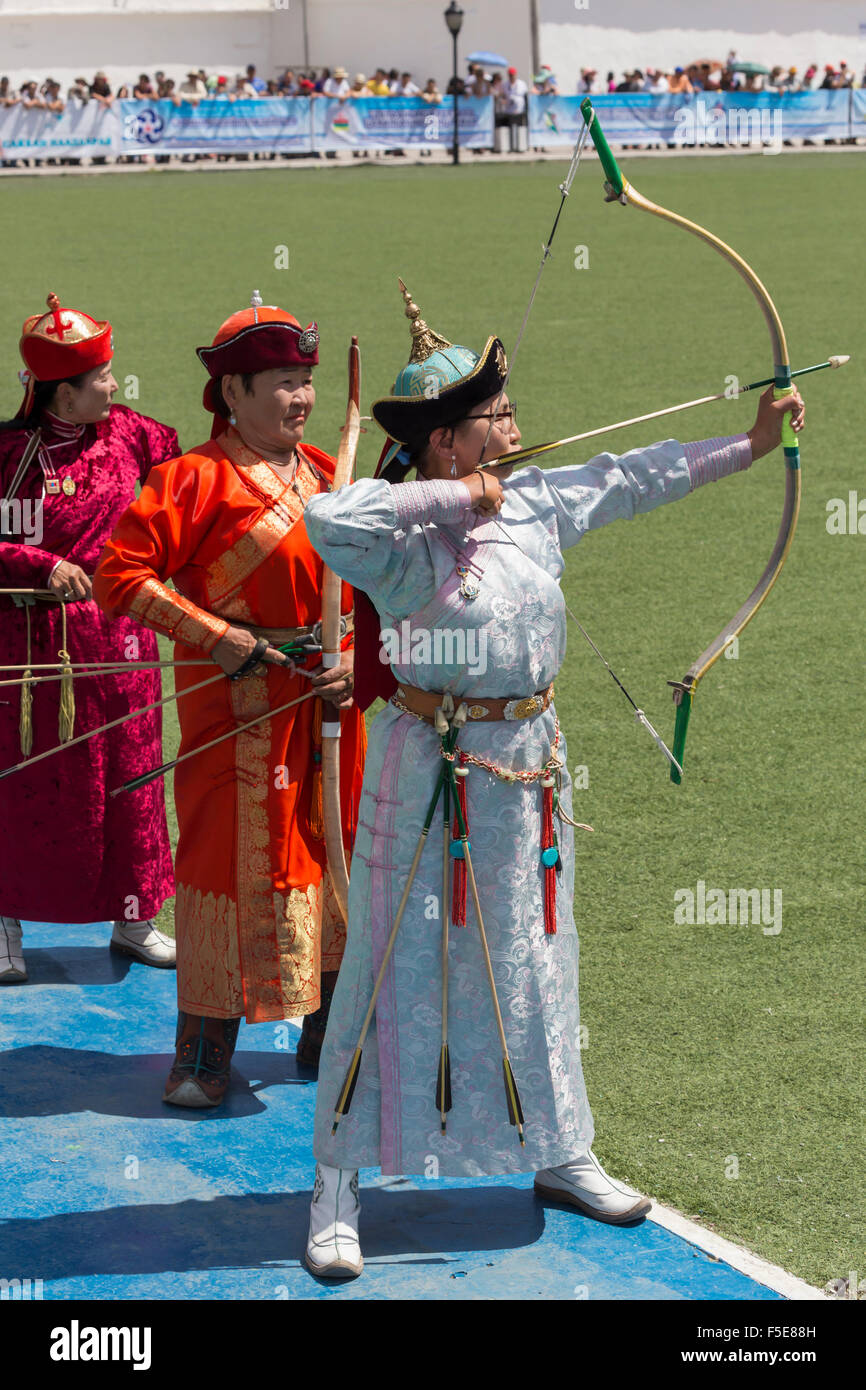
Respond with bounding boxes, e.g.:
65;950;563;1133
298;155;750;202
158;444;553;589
0;404;176;922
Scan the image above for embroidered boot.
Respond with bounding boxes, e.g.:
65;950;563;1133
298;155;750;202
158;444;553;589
110;919;176;968
305;1163;363;1279
163;1012;240;1108
0;917;26;984
534;1149;652;1224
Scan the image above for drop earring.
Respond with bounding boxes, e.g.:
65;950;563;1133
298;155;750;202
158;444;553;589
450;454;457;477
229;410;237;426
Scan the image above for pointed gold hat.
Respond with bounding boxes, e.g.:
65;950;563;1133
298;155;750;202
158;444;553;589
398;278;453;364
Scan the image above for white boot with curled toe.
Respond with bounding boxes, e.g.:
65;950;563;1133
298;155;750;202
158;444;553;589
305;1163;363;1279
534;1149;652;1224
110;918;176;967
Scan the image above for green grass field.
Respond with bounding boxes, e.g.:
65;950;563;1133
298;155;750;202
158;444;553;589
2;155;863;1291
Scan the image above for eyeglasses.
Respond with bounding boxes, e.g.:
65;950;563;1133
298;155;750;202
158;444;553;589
465;401;518;425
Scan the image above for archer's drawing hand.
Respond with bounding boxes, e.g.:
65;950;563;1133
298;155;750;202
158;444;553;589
465;469;504;514
211;625;287;676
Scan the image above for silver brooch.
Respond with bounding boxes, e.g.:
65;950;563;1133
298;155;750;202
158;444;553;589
298;326;319;355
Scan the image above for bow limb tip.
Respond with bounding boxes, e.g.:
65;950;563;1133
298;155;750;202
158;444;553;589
635;708;684;780
667;691;694;786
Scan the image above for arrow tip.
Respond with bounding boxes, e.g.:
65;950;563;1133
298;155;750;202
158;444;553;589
828;354;850;369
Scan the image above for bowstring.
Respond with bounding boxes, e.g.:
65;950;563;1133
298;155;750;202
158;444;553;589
470;123;681;776
476;123;589;466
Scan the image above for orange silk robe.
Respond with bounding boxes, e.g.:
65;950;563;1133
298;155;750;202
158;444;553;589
93;426;366;1024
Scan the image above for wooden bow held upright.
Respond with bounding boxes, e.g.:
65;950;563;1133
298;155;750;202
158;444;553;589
580;99;801;783
320;336;361;923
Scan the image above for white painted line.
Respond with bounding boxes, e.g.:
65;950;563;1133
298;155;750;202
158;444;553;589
647;1201;828;1301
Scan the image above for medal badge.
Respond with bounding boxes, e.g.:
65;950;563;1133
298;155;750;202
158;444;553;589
456;564;479;601
45;478;61;495
61;477;77;497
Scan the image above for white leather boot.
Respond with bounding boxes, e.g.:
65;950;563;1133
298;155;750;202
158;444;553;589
110;919;176;967
534;1149;652;1224
0;917;26;983
305;1163;363;1279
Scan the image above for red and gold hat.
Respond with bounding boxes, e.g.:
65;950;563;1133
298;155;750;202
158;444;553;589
17;292;113;416
197;293;319;433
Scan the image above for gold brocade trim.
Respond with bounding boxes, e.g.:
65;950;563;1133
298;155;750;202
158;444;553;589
205;431;322;604
128;575;228;653
230;669;324;1019
220;427;286;502
175;882;243;1019
232;667;277;1021
216;591;255;625
205;508;292;607
274;884;322;1013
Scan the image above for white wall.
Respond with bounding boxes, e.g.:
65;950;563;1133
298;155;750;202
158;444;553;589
0;5;298;90
0;0;535;92
302;1;533;86
7;0;862;97
539;0;866;91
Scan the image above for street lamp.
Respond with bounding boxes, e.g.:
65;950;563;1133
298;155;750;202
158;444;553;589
444;1;464;166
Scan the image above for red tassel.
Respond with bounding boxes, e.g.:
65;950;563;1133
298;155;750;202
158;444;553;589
541;778;557;935
451;762;469;927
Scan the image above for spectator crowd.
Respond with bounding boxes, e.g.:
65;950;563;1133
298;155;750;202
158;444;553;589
3;52;863;116
0;59;549;119
0;59;538;164
0;52;862;168
576;53;866;95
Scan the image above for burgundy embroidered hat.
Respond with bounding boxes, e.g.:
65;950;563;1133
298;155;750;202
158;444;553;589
197;294;319;424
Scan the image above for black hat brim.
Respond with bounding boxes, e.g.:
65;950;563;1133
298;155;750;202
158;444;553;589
371;336;508;448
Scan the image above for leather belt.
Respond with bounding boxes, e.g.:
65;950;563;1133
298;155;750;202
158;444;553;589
232;614;354;648
391;680;555;724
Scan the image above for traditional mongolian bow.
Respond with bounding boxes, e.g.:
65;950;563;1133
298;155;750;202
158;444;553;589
474;119;684;777
319;337;361;923
475;105;816;782
579;99;802;781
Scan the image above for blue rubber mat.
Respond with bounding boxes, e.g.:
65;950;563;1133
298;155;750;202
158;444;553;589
0;922;783;1300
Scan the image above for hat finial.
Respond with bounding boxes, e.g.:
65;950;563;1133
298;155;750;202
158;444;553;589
398;277;452;364
44;292;71;342
251;289;263;322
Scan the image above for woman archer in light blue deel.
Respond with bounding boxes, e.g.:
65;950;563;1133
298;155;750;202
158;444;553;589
300;280;805;1279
